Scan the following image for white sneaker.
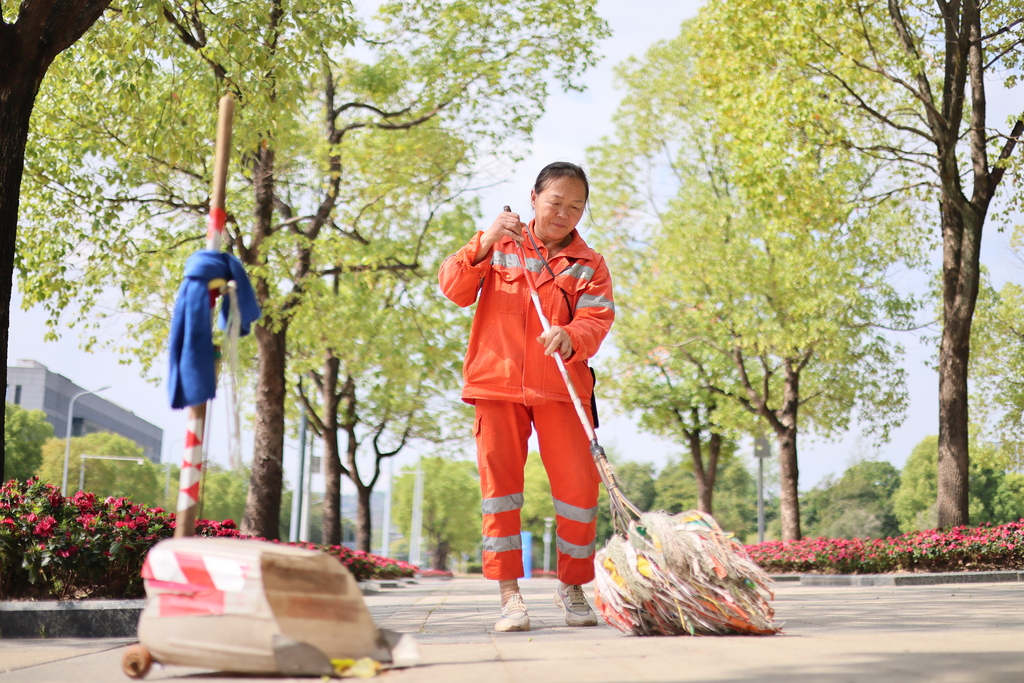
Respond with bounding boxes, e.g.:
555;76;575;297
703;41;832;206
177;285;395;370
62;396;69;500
494;593;530;632
553;584;599;627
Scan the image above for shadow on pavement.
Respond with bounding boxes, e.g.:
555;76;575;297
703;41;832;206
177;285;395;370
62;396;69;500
710;651;1024;683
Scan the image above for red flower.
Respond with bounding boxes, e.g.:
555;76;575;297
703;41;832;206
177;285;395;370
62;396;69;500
33;516;57;537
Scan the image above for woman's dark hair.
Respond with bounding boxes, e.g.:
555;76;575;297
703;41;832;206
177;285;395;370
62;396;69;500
533;161;589;202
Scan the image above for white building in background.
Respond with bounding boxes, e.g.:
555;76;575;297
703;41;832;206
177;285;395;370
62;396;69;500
6;359;164;462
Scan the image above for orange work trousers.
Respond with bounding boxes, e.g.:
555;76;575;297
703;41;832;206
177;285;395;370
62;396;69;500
474;398;600;585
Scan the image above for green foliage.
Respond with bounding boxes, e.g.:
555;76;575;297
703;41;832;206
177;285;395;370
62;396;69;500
614;461;657;512
36;433;161;506
520;452;554;539
392;457;481;562
653;455;757;541
588;20;919;540
17;0;609;366
970;259;1024;467
4;403;53;482
894;436;1024;533
893;436;940;533
15;0;607;537
196;465;251;526
591;23;916;442
802;460;902;540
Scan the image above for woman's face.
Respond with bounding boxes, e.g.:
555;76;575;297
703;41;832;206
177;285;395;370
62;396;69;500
531;176;587;245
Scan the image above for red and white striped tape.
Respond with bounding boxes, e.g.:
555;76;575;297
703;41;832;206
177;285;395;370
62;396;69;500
207;206;226;251
142;546;253;617
176;412;205;513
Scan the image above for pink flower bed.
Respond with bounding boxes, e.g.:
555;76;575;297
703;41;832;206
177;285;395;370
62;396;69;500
0;478;417;600
746;520;1024;574
417;569;453;578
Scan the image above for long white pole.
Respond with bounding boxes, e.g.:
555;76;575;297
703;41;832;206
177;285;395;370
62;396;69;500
289;408;307;543
379;457;393;558
409;459;425;568
299;433;314;542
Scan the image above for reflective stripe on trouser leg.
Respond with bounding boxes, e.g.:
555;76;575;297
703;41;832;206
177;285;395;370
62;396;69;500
534;401;600;585
475;400;532;580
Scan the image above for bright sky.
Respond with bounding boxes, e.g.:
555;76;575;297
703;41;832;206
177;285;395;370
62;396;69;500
8;0;1023;498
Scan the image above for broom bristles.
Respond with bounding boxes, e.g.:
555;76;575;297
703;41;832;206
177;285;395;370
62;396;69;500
593;509;780;637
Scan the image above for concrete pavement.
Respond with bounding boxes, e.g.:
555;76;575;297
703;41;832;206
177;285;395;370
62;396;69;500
3;576;1024;682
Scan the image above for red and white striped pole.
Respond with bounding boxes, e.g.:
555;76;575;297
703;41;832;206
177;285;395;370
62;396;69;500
174;94;235;539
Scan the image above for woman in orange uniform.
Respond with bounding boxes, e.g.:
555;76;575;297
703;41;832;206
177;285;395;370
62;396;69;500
438;162;615;632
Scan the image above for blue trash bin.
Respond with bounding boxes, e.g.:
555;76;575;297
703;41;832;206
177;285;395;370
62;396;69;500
521;531;533;579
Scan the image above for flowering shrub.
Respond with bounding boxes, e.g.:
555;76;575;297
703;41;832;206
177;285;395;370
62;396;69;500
417;569;453;578
746;519;1024;575
0;479;416;600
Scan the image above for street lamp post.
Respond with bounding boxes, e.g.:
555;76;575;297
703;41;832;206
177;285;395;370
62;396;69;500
754;436;772;543
79;455;145;493
409;459;425;568
61;386;111;495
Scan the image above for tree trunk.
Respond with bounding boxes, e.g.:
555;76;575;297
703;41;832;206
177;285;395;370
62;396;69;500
776;366;801;541
242;322;287;538
687;421;720;515
319;355;343;546
241;144;289;539
355;484;372;553
432;539;450;571
0;83;37;479
936;199;979;528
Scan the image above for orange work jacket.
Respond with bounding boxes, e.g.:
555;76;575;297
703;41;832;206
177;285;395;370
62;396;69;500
438;222;615;406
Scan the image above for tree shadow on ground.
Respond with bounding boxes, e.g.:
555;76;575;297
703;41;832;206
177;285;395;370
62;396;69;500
708;651;1024;683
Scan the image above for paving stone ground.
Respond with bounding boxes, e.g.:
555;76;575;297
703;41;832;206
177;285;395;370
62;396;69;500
2;576;1024;682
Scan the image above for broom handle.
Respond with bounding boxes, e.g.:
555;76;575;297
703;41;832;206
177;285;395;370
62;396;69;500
507;209;597;443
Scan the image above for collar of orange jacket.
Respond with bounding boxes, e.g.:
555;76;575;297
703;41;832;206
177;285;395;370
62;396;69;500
523;219;597;261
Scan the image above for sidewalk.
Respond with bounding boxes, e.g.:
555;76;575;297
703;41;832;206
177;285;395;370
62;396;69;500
3;576;1024;682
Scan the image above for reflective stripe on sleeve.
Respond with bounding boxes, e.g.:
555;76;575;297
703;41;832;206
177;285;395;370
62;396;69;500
552;498;598;524
577;293;615;311
491;250;522;268
482;534;523;553
556;536;596;559
481;493;525;515
491;250;545;274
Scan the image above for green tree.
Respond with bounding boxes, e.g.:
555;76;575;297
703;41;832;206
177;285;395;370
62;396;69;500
294;214;472;550
392;457;480;570
4;403;53;481
802;460;901;539
589;25;915;540
895;436;1024;533
654;453;757;541
693;0;1024;528
196;465;250;526
36;433;160;505
970;260;1024;466
0;0;112;476
16;0;609;540
520;452;555;539
615;461;657;513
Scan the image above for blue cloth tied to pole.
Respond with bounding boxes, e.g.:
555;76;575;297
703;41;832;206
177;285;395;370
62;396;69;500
168;250;262;409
